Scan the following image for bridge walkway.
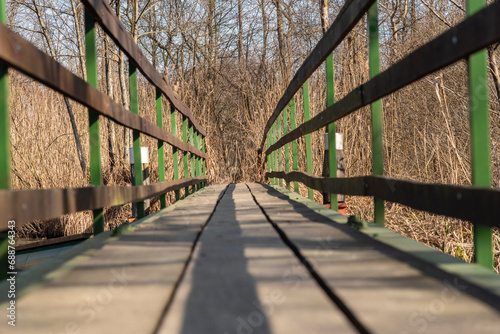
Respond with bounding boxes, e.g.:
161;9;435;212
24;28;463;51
2;183;500;334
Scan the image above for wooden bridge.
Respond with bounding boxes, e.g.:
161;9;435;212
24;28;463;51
1;0;500;333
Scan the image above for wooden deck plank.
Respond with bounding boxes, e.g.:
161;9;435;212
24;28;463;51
247;183;500;334
0;185;226;334
158;183;357;334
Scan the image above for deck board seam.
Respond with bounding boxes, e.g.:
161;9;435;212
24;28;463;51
152;184;230;333
244;183;372;334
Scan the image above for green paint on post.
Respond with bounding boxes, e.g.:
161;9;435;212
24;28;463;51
277;114;282;187
202;136;206;186
467;0;493;269
368;3;385;226
156;88;166;209
183;116;189;196
0;0;9;280
129;63;145;219
171;105;180;201
85;11;105;233
189;124;195;192
290;97;299;193
270;123;275;185
283;106;290;190
266;132;272;184
198;133;203;184
326;54;338;210
303;80;314;200
194;130;200;190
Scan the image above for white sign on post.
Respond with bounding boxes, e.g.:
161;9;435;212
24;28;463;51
129;147;149;164
324;133;343;151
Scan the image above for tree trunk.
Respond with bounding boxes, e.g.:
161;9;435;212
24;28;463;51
275;0;288;88
104;35;116;175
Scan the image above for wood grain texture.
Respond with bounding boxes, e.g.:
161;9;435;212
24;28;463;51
82;0;206;136
0;177;207;229
266;171;500;227
264;0;500;156
0;24;206;157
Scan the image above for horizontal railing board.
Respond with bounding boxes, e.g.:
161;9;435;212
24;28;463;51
0;177;207;229
266;171;500;227
259;0;376;153
265;0;500;156
0;23;206;158
82;0;206;137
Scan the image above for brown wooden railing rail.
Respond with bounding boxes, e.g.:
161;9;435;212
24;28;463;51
0;0;208;279
261;0;500;269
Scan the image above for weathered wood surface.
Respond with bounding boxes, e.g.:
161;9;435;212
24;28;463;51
248;183;500;333
158;183;357;333
0;23;205;157
0;185;226;334
3;183;500;333
266;171;500;227
0;176;207;229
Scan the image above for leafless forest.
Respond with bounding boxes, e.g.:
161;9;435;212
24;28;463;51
5;0;500;271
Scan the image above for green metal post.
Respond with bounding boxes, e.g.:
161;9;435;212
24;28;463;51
194;130;200;190
303;80;314;200
368;3;385;226
267;133;271;183
183;116;189;196
129;63;145;218
171;105;180;201
467;0;493;268
270;125;274;185
156;89;166;209
85;11;105;231
283;106;290;190
277;114;282;187
198;133;203;185
0;0;9;280
202;136;206;186
290;97;299;193
273;122;278;185
326;53;338;210
189;124;195;193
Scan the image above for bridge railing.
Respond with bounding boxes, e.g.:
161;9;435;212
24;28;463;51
0;0;207;277
260;0;500;269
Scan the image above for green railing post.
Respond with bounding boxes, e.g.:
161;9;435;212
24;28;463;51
202;135;206;186
283;106;290;190
0;0;9;280
156;88;166;209
368;3;385;226
183;116;189;196
267;133;271;183
467;0;493;268
129;63;145;219
326;53;338;210
270;124;274;185
85;10;105;232
198;133;203;184
194;130;200;190
171;105;180;201
303;80;314;200
272;122;278;185
290;97;299;193
277;114;282;187
189;123;195;192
